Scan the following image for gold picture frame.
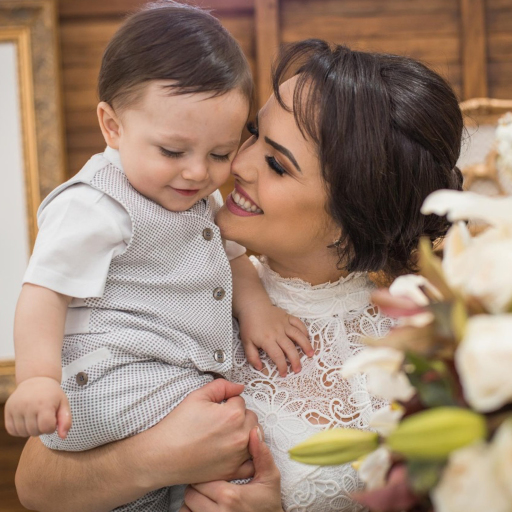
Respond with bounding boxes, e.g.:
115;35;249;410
0;0;66;402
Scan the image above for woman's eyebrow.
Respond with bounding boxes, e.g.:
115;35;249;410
264;136;302;173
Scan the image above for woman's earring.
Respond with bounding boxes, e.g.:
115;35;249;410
327;237;342;249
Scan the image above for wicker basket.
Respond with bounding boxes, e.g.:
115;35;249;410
458;97;512;195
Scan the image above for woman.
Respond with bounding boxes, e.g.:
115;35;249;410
15;40;462;512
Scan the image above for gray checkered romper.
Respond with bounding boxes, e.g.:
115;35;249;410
39;155;234;510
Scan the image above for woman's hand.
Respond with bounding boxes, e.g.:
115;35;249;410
15;379;258;512
179;426;284;512
145;378;259;488
351;464;420;512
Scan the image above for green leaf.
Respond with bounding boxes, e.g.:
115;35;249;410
404;352;457;408
407;460;445;494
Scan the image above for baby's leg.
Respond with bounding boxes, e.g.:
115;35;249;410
40;353;212;451
39;336;213;511
112;487;174;512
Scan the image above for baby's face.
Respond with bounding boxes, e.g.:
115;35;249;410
113;81;249;212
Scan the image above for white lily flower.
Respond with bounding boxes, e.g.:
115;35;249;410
421;189;512;228
432;443;511;512
389;274;441;306
368;404;405;436
341;347;415;402
421;190;512;313
358;446;393;491
456;315;512;412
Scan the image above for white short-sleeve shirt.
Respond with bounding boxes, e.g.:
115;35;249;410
23;147;245;299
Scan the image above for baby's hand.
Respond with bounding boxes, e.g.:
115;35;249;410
4;376;71;439
238;301;313;377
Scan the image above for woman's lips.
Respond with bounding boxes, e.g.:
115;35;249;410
226;194;262;217
234;183;260;209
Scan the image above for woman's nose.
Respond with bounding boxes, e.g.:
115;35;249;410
231;144;257;183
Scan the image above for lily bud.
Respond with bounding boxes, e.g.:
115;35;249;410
386;407;487;461
289;428;379;466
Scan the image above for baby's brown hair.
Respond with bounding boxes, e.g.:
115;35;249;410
98;1;253;111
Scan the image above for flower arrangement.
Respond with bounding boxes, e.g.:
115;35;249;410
497;112;512;194
289;189;512;512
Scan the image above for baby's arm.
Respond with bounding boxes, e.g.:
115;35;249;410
230;255;313;377
5;283;72;439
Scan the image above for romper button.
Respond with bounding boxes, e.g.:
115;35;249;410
213;287;225;300
202;228;213;241
214;350;226;363
76;372;88;386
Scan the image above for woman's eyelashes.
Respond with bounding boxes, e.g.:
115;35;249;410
247;121;258;137
159;147;231;161
247;121;287;176
265;156;287;176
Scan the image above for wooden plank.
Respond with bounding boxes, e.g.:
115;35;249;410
460;0;488;99
0;404;28;512
59;0;254;18
282;12;459;40
488;84;512;101
486;6;512;32
486;0;512;11
281;0;459;17
488;62;512;99
254;0;280;108
67;130;105;151
488;33;512;62
65;109;99;132
295;36;460;64
0;361;15;404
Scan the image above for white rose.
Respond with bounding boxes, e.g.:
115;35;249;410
490;419;512;501
444;224;512;313
358;447;393;491
456;315;512;412
432;443;511;512
341;347;415;402
421;190;512;313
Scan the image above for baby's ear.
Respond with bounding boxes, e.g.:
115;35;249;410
97;101;121;149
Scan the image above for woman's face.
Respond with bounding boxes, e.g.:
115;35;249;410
216;77;339;272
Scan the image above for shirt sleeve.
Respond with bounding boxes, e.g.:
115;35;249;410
223;238;246;261
23;184;132;298
209;190;246;261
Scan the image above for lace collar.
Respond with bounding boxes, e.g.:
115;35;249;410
252;256;375;319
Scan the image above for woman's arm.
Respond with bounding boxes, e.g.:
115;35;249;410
180;427;284;512
16;379;258;512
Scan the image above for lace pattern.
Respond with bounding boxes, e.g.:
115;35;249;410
230;257;394;512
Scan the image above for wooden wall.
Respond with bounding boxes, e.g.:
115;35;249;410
1;1;512;510
58;0;512;181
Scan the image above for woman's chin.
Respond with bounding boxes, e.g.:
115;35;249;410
215;204;241;241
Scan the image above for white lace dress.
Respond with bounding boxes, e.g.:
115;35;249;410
230;257;394;512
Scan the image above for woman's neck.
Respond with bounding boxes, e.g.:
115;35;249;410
265;250;349;286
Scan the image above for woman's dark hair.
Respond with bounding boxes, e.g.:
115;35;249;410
98;1;253;110
272;39;463;277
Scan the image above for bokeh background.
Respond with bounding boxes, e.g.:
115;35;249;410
1;0;512;509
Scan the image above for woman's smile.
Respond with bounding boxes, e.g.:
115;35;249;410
226;182;263;215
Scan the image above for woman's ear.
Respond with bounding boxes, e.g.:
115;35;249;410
97;101;121;149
